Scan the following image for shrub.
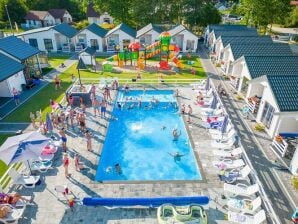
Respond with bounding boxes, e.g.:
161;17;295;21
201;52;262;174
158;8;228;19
292;176;298;190
235;95;244;100
74;20;89;30
255;123;265;132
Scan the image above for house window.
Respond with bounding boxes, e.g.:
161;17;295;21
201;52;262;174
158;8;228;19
261;102;275;129
123;39;130;49
90;39;99;50
28;39;38;48
44;39;53;51
103;18;110;24
186;40;195;51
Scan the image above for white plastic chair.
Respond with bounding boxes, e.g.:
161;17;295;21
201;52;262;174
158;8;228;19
201;108;223;118
227;196;262;214
213;147;242;158
211;137;235;149
8;168;40;189
212;159;245;169
0;204;25;224
224;183;260;197
228;209;266;224
212;129;237;142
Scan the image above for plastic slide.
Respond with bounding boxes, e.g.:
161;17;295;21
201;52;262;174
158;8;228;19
83;196;209;207
145;41;161;59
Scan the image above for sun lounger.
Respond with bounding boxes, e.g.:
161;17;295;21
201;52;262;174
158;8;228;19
213;147;242;158
201;108;223;118
213;159;245;170
228;209;266;224
227;196;262;214
27;160;52;173
209;123;233;135
0;204;25;224
8;168;40;189
211;137;235;149
210;127;235;139
224;183;259;197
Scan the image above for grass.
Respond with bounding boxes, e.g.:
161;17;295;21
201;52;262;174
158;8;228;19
42;54;71;75
0;134;13;176
4;56;205;122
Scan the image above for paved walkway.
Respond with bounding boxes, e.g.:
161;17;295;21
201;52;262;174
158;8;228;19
0;56;77;122
12;85;245;224
198;45;297;223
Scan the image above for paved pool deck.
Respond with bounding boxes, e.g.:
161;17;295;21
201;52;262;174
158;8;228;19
13;85;246;224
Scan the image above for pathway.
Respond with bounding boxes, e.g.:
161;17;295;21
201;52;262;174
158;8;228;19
0;55;77;122
198;45;297;223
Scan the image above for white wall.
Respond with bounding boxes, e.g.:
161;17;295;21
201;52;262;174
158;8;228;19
106;30;135;51
99;13;113;24
173;29;198;52
88;17;100;25
237;61;251;92
44;14;55;26
63;12;73;23
0;80;10;97
79;29;104;52
278;117;298;133
20;29;57;52
139;30;160;45
0;71;25;97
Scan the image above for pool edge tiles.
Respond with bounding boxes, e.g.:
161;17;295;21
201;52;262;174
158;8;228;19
95;89;204;183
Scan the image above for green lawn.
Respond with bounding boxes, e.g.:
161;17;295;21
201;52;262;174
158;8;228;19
42;54;71;75
0;135;12;176
4;56;205;122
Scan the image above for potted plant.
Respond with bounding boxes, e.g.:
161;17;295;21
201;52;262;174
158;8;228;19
275;135;283;143
254;123;265;132
234;94;244;101
292;176;298;190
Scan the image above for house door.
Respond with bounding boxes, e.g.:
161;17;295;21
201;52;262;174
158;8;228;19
90;39;99;50
261;102;275;129
29;38;38;48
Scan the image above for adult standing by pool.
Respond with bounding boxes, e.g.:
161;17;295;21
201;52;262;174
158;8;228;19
187;105;193;123
101;100;107;118
59;128;67;152
92;97;100;117
85;130;92;152
12;88;20;105
104;85;112;101
63;153;70;178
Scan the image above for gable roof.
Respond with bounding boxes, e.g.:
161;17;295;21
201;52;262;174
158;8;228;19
241;56;298;79
220;36;272;47
86;2;100;17
80;47;96;55
136;23;162;38
84;23;107;37
229;43;293;60
168;24;197;37
0;53;24;82
267;75;298;112
24;10;48;20
0;36;40;61
48;9;68;19
214;29;258;38
53;23;77;38
105;23;136;38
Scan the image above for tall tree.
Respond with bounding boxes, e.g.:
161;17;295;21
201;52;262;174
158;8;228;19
0;0;28;24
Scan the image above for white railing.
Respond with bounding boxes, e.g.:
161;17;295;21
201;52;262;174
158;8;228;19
270;137;289;157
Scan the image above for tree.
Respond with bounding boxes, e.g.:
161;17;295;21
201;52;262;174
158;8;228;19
0;0;28;25
286;7;298;27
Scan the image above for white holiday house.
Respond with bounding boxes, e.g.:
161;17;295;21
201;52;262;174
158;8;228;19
136;23;162;47
168;25;198;52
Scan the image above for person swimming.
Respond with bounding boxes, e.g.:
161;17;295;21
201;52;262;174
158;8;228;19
168;151;185;162
115;163;122;174
172;128;181;140
161;125;166;130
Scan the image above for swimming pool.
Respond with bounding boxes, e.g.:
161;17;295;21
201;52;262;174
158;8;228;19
95;90;202;181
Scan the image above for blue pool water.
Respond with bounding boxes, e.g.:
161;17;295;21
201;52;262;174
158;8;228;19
95;90;202;181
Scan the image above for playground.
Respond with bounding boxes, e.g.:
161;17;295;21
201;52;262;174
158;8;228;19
101;32;199;75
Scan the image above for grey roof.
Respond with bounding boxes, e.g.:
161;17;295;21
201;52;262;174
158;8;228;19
16;26;53;36
80;47;96;55
85;23;107;37
136;23;162;38
0;53;24;82
86;2;100;17
207;24;248;32
105;23;136;38
53;23;77;38
267;75;298;112
229;43;293;60
0;36;40;61
220;36;272;47
168;24;197;37
242;56;298;79
214;29;258;38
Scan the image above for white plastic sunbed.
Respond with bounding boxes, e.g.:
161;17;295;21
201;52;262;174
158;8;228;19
213;147;242;158
212;159;245;170
227;196;262;214
0;204;26;224
227;165;252;181
211;137;235;149
201;108;223;118
228;209;266;224
209;123;233;135
8;168;40;189
224;183;260;197
211;129;237;142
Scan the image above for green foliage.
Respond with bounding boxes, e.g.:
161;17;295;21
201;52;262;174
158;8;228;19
0;0;28;24
285;7;298;27
254;123;265;131
292;176;298;190
74;20;89;30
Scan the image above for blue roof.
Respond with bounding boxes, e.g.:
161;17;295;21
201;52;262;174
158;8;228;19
220;36;272;47
105;23;136;38
214;28;258;38
208;24;248;32
85;23;107;38
229;43;293;60
0;36;40;61
267;75;298;112
53;23;78;38
242;56;298;79
0;53;24;82
136;23;162;38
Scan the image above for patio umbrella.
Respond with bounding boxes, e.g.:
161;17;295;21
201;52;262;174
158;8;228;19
46;113;54;138
205;77;210;91
220;115;229;134
209;92;218;109
0;132;50;173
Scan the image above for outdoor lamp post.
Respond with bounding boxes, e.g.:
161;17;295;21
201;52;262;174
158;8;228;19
77;58;87;85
